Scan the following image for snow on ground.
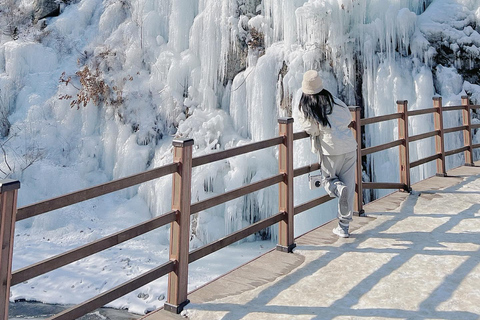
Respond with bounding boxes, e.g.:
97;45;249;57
12;195;277;315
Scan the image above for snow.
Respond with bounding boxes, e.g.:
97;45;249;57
1;0;480;316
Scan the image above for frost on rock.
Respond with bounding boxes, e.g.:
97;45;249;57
33;0;60;22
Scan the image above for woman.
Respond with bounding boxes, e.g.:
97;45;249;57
297;70;357;238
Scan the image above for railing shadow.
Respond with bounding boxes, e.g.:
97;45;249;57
184;175;480;319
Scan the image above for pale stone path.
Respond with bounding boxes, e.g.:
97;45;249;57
144;164;480;320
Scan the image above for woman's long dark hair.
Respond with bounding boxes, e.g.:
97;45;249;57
298;89;338;127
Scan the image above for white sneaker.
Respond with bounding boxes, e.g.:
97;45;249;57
333;224;349;238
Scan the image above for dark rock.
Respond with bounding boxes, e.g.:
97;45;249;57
34;0;60;22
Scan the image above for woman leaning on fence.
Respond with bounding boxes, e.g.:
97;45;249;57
297;70;357;238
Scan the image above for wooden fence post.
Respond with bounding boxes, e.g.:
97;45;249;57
462;95;474;166
350;107;364;216
277;118;295;253
433;97;447;176
397;100;411;192
0;179;20;320
165;139;193;314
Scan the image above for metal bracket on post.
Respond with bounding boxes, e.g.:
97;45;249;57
0;179;20;320
276;211;296;253
164;299;190;314
277;118;296;253
165;138;193;314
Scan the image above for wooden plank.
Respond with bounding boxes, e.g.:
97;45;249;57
293;163;321;177
408;107;436;117
167;139;193;312
473;143;480;149
470;104;480;110
410;153;441;168
190;174;284;214
11;210;176;286
293;131;309;141
278;118;295;252
471;123;480;130
360;112;402;126
49;261;175;320
294;195;334;215
433;97;446;176
445;145;469;157
409;130;440;143
351;107;363;214
192;136;284;168
362;182;406;190
361;139;403;156
397;101;410;191
462;96;474;165
189;213;284;263
442;105;466;112
444;125;468;134
0;184;19;320
16;163;178;221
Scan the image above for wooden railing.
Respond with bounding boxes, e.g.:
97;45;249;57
355;96;479;205
0;96;478;319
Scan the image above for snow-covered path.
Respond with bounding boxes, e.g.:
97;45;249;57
147;164;480;320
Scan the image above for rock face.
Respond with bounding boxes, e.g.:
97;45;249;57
33;0;60;22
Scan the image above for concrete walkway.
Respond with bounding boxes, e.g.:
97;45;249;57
144;164;480;320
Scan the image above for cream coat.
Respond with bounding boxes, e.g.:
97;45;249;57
297;97;357;156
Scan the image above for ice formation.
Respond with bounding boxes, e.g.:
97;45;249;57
2;0;480;314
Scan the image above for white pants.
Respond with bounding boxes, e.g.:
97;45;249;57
320;150;357;224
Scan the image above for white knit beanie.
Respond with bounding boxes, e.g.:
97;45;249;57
302;70;323;94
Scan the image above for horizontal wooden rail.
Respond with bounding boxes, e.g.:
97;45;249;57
189;212;285;263
473;143;480;149
361;139;403;156
190;174;284;214
442;105;466;112
470;104;480;110
362;182;407;190
50;260;175;320
360;112;402;126
293;131;309;141
192;136;284;168
11;210;177;286
445;145;469;157
408;107;436;117
16;163;178;221
444;125;468;134
293;163;321;177
410;153;441;168
294;195;334;216
471;123;480;130
409;130;440;143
